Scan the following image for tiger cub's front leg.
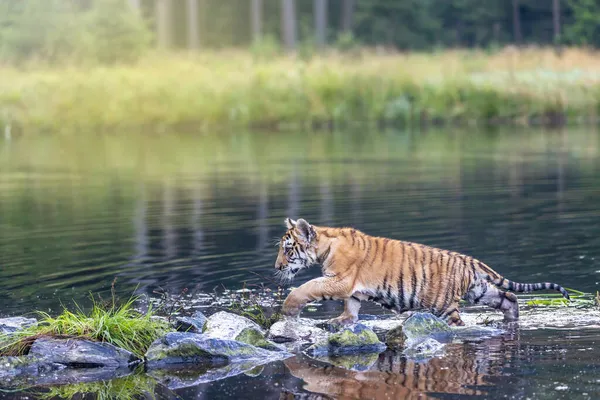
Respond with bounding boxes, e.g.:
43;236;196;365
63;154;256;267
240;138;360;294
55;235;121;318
328;296;361;325
282;277;352;317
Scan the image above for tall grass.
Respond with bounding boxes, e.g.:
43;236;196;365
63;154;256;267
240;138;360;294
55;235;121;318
1;47;600;132
0;290;171;358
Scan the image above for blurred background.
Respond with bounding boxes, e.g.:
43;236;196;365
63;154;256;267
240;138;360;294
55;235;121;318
0;0;599;318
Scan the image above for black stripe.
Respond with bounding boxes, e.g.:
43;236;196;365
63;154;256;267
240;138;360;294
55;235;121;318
419;246;427;308
442;255;458;310
507;280;514;291
397;257;405;311
407;244;418;309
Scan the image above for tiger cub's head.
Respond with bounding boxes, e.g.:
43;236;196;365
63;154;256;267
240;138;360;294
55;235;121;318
274;218;317;281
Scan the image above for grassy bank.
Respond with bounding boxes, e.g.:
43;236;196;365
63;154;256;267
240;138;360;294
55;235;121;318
0;291;170;358
1;47;600;132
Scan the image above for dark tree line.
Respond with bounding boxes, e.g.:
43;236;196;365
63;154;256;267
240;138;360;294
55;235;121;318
146;0;600;50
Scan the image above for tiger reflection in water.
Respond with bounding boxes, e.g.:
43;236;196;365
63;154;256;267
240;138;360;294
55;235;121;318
281;335;520;400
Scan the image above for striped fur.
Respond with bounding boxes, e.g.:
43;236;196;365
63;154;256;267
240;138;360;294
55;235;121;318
274;218;570;325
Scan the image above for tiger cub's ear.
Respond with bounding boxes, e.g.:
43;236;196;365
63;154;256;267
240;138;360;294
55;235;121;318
295;218;315;244
285;218;297;230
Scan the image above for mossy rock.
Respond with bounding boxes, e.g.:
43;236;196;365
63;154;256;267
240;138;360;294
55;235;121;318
385;325;405;349
145;332;290;368
236;328;283;351
306;324;387;356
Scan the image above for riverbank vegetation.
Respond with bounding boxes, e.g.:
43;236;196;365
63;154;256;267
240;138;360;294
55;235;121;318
2;47;600;132
0;289;170;358
2;1;600;132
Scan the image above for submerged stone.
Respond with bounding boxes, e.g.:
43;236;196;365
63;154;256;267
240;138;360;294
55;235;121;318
174;311;208;333
306;324;387;356
29;337;139;368
268;318;328;344
385;324;405;349
0;317;37;334
402;312;452;343
203;311;283;351
145;332;290;368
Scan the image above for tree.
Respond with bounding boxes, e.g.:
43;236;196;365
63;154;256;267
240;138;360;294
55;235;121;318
564;0;600;46
513;0;522;44
314;0;327;48
341;0;355;33
186;0;200;49
553;0;561;43
281;0;297;50
156;0;173;48
251;0;262;42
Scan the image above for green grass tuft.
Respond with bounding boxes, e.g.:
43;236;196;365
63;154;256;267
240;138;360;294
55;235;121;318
523;288;597;308
0;290;171;358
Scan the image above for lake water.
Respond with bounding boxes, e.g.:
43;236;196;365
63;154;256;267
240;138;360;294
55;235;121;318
1;128;600;399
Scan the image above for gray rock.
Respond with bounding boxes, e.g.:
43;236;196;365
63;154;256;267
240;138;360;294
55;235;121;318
268;318;328;344
402;312;452;343
29;337;139;368
0;355;133;388
306;324;387;357
0;317;37;334
174;311;207;333
401;312;503;347
145;332;291;368
385;324;405;349
204;311;283;351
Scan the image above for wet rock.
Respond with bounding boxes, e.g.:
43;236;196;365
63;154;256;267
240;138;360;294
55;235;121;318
306;324;387;356
0;355;133;388
0;317;37;334
145;332;290;368
204;311;283;351
174;311;207;333
403;312;503;345
402;312;452;343
268;318;328;344
29;337;139;368
385;324;405;349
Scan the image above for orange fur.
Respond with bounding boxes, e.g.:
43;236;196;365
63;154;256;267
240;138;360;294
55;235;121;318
275;218;569;325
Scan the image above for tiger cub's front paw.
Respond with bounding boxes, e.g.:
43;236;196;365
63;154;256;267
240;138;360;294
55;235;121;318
282;298;303;317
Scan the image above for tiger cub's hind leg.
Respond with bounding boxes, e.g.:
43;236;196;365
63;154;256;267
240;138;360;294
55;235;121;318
469;282;519;322
440;304;465;326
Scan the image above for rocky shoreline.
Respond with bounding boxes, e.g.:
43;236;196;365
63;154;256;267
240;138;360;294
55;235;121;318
0;311;505;390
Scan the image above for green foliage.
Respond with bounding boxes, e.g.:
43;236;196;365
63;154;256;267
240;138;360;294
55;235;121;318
0;49;598;131
0;0;152;65
82;0;153;64
564;0;600;46
0;289;171;358
250;34;281;61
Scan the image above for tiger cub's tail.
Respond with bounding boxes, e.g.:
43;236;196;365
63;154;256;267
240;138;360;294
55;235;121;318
490;277;570;300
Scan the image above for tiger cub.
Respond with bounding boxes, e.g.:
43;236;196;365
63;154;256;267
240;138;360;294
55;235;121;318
274;218;569;325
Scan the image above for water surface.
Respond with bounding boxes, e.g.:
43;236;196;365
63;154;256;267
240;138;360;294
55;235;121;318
1;128;599;399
